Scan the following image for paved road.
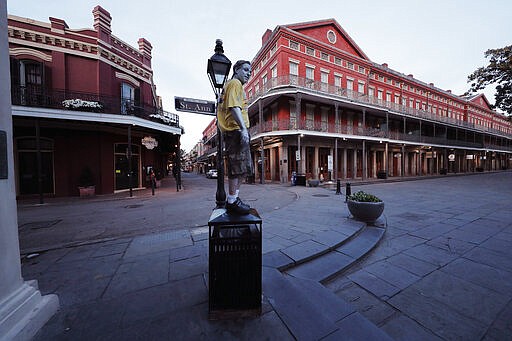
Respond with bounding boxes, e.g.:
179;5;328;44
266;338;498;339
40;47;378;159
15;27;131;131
17;173;297;253
18;171;512;340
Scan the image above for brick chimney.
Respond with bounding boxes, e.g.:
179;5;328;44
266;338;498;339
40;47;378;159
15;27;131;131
92;6;112;42
49;17;68;33
262;29;272;46
138;38;153;68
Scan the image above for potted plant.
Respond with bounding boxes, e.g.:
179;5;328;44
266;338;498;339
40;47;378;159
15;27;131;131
346;190;384;223
78;166;95;197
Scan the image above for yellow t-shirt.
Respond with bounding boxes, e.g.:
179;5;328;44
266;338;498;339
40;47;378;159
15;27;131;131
218;78;250;132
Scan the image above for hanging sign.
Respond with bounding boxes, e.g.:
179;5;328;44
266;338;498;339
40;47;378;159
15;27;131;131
142;136;158;150
328;155;333;171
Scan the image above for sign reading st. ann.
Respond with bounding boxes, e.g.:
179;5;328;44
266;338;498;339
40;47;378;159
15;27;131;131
174;97;216;116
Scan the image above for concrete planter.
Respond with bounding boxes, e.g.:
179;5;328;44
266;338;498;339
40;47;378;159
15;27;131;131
308;179;320;187
347;200;384;223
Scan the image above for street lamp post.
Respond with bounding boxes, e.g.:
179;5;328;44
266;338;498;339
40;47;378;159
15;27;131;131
207;39;232;208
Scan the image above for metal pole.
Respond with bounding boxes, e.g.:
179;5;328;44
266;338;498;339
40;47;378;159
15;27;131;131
128;125;133;197
215;92;226;208
260;137;264;184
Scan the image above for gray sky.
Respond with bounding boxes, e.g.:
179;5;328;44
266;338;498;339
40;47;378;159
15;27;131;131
8;0;512;152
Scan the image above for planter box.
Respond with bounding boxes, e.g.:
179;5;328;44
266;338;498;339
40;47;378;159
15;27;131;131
347;200;384;223
78;185;95;197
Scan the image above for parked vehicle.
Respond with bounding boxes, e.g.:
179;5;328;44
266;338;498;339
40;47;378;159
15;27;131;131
206;169;218;179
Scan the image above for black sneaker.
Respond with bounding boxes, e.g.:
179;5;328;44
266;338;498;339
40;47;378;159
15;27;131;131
226;197;250;215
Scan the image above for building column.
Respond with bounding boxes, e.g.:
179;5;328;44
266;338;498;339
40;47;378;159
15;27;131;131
313;146;318;179
301;145;306;175
334;138;338;180
362;140;366;180
372;151;377;178
385;142;389;176
343;148;347;179
0;4;59;340
353;148;357;179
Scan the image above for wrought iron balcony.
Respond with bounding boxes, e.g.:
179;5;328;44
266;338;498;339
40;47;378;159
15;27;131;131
11;85;179;128
248;75;512;138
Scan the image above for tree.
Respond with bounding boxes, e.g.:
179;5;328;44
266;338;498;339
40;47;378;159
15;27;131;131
465;45;512;115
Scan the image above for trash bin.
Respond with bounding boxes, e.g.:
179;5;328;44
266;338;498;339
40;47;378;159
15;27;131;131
295;174;306;186
208;209;262;319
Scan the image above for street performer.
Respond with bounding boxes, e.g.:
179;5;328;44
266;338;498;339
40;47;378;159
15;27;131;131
217;60;253;215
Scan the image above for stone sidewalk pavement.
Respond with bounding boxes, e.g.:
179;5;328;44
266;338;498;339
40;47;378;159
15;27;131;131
18;171;512;340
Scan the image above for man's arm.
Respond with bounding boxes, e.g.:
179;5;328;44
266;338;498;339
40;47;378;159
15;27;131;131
230;106;249;144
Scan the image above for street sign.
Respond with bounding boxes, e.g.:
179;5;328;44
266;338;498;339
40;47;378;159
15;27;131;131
296;150;300;161
174;97;216;116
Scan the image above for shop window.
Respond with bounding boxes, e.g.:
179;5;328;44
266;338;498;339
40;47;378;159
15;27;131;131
114;143;140;190
17;137;54;195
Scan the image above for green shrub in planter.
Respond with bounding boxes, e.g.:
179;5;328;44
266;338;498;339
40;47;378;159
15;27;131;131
346;191;384;223
348;191;382;202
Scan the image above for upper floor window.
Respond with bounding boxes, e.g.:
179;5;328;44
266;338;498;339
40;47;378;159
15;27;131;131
358;66;365;74
357;81;365;94
10;58;45;106
321;52;329;61
290;40;299;50
334;74;342;87
346;78;354;91
306;47;315;56
306;66;315;80
271;65;277;78
334;57;342;66
321;71;329;84
121;82;139;114
347;62;354;70
377;89;383;100
289;61;299;76
262;74;268;85
271;44;277;55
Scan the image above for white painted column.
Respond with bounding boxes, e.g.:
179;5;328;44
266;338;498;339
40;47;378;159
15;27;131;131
0;3;59;339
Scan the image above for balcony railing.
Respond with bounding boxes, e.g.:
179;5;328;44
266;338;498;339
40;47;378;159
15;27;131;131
249;118;503;150
11;85;180;128
249;75;512;138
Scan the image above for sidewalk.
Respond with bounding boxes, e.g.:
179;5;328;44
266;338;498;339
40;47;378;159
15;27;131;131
20;172;512;340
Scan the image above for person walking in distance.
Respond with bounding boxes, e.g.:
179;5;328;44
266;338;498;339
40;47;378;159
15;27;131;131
218;60;253;214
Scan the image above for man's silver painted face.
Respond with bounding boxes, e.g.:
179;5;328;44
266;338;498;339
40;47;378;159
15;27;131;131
235;64;251;84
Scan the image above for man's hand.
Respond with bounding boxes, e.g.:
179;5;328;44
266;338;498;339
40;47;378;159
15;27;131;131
240;128;249;145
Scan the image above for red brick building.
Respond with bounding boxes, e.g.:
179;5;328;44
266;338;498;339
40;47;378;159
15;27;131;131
8;6;181;197
245;19;512;183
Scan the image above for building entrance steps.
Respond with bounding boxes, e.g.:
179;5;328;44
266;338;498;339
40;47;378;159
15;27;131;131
262;267;393;340
285;226;386;283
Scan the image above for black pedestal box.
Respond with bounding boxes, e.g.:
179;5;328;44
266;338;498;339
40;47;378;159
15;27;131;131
208;208;262;319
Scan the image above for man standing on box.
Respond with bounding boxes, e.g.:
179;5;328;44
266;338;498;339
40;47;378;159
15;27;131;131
218;60;253;215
